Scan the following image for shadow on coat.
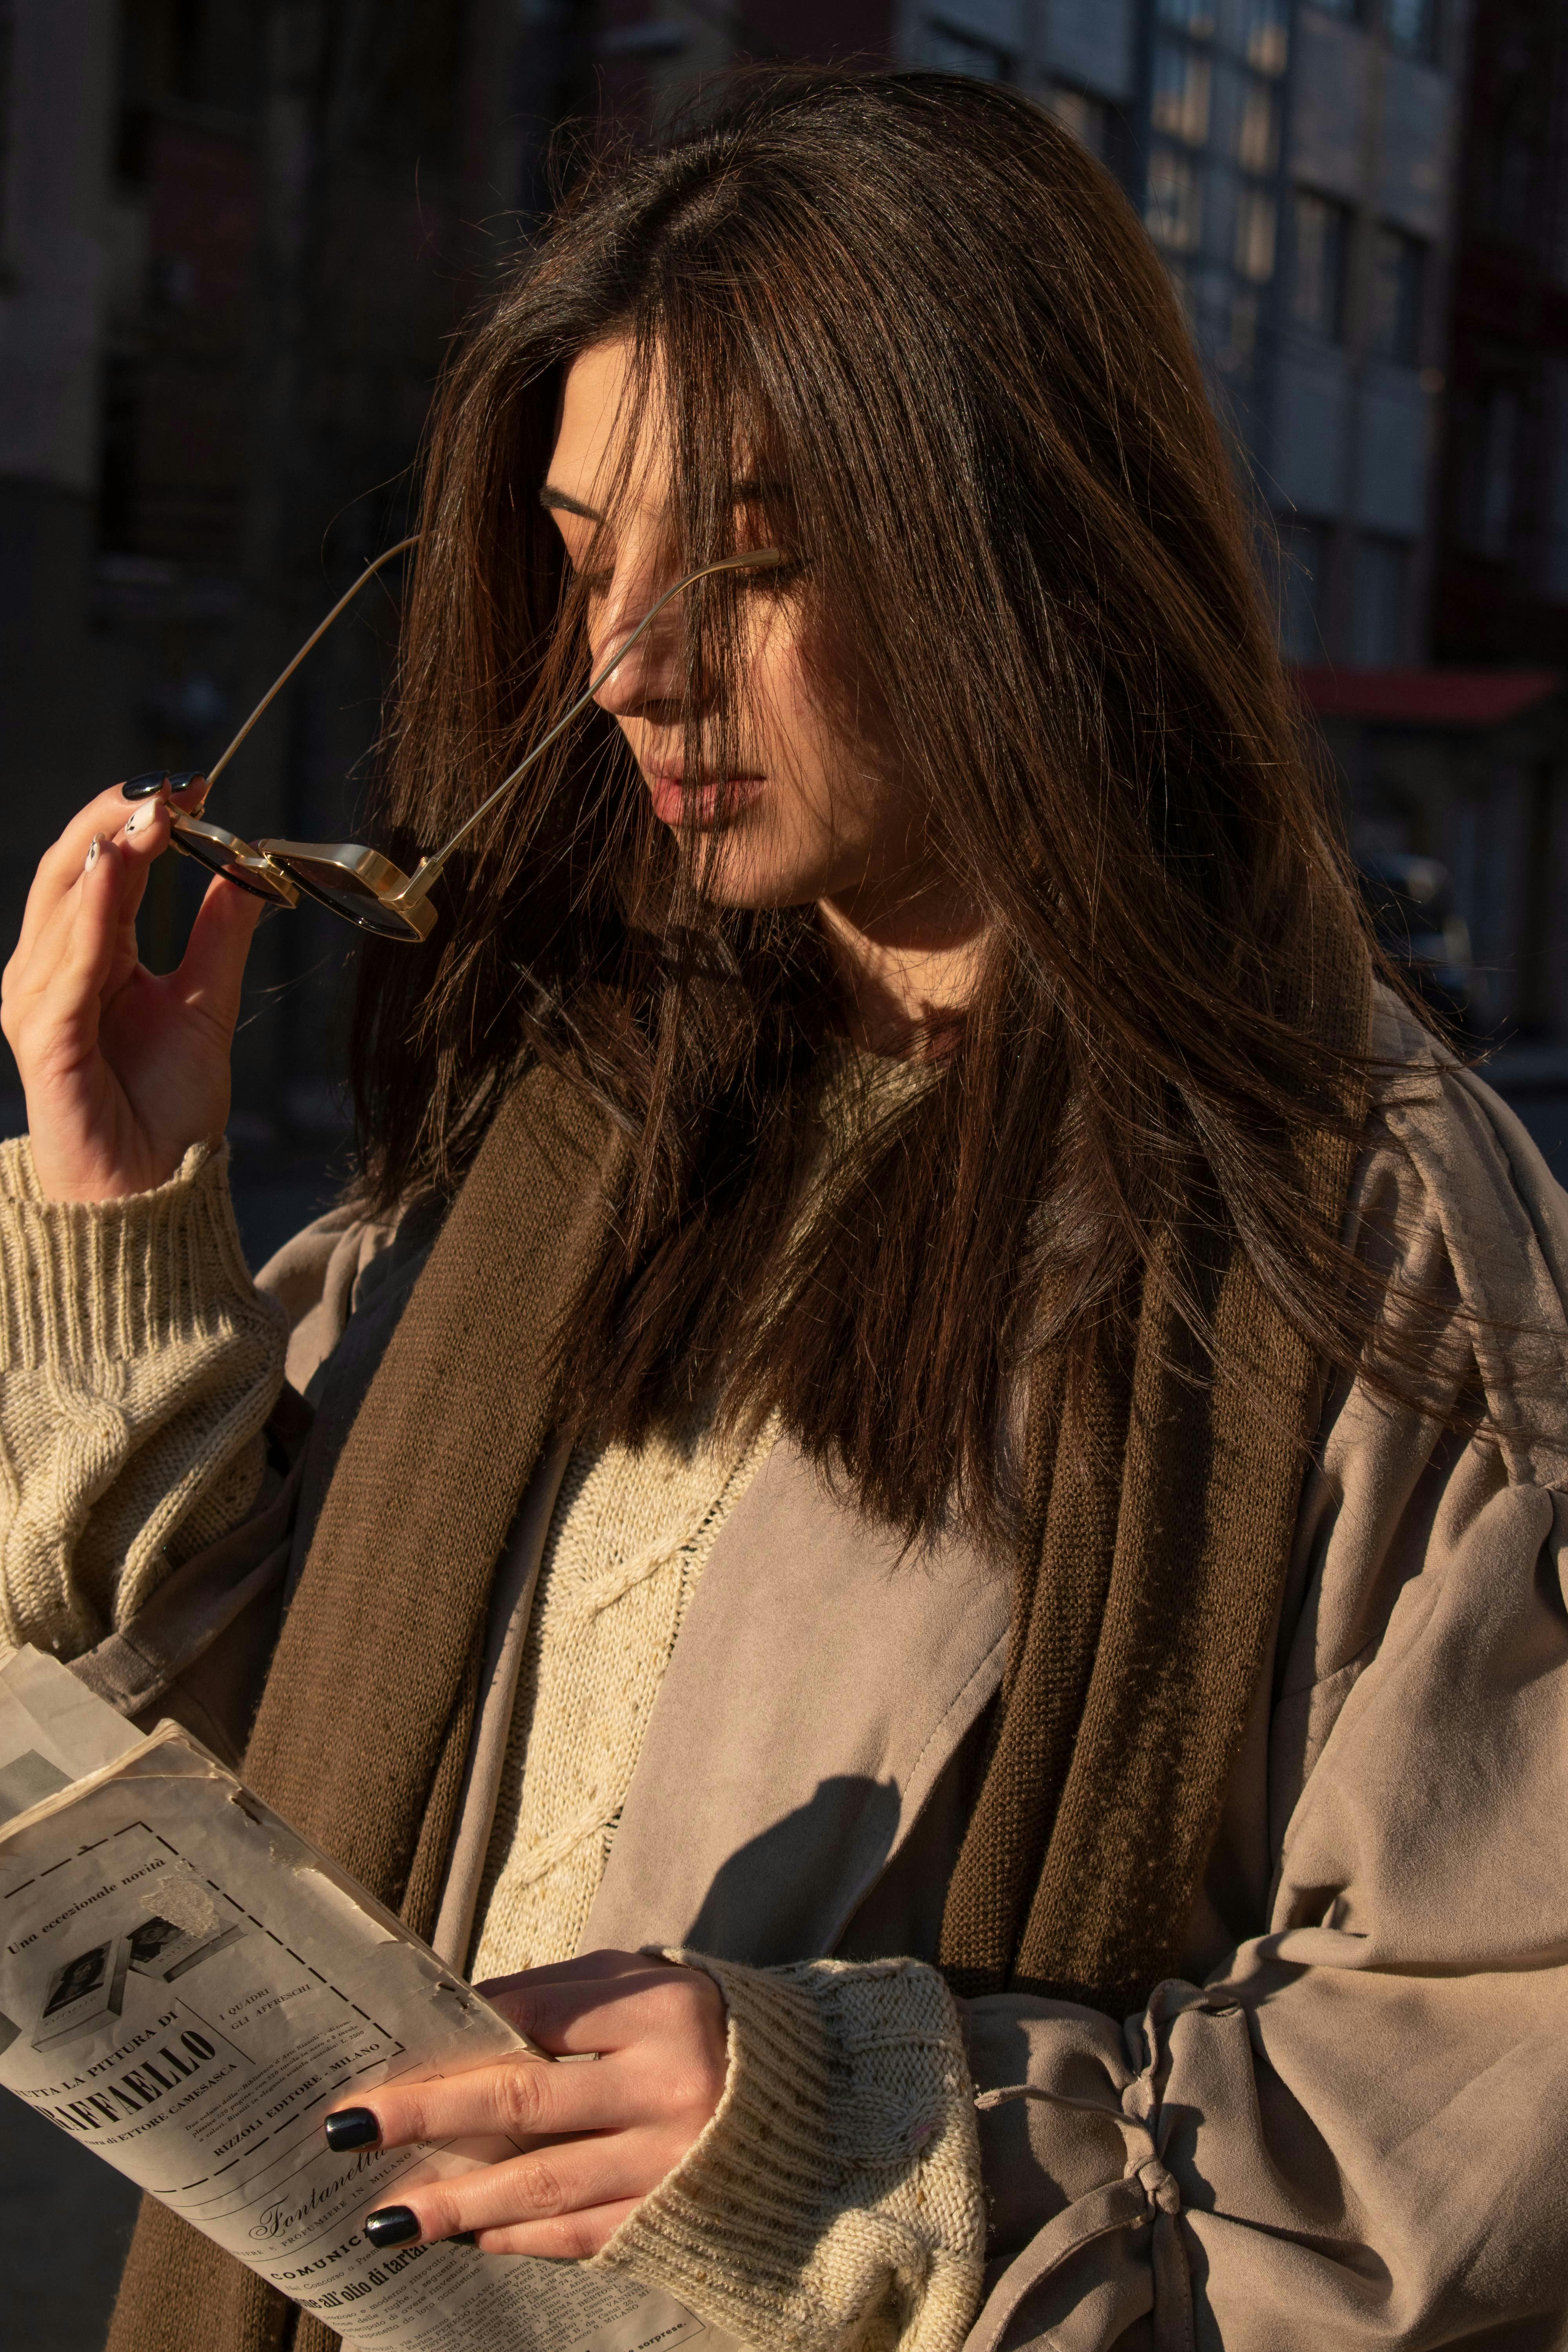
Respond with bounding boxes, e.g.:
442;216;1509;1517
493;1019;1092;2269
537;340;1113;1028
682;1774;902;1963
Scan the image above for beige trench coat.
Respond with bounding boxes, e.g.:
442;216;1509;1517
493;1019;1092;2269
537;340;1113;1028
59;993;1568;2350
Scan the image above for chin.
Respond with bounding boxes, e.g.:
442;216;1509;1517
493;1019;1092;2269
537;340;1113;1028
697;864;821;911
688;831;835;912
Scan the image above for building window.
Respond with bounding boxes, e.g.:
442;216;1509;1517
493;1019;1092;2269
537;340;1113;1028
1235;188;1278;281
1156;0;1217;34
1040;82;1109;161
1367;227;1426;366
1459;386;1521;560
1385;0;1439;64
1476;42;1543;245
1243;0;1289;75
1237;80;1280;174
1152;39;1211;145
1545;365;1568;600
1226;287;1261;370
1480;390;1519;559
1164;257;1197;323
1351;538;1410;666
1278;520;1328;662
925;21;1012;79
1147;147;1204;253
1148;0;1213;265
1291;191;1350;341
0;0;13;269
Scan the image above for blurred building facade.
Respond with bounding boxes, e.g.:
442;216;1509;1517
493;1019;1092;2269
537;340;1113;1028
1318;0;1568;1041
7;0;1568;1138
1434;0;1568;663
893;0;1468;673
599;0;1472;668
1298;665;1568;1034
0;0;542;1136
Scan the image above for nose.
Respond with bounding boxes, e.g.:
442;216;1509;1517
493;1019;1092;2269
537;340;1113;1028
590;555;696;722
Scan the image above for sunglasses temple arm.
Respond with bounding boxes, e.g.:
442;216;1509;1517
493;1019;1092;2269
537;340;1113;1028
201;533;422;794
404;548;785;900
402;675;604;894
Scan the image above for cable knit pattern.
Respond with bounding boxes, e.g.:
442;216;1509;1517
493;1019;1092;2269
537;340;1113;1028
470;1413;777;1981
0;1136;287;1656
598;1951;986;2352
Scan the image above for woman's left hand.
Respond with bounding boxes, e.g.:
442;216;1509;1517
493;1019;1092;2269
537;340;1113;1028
326;1950;728;2259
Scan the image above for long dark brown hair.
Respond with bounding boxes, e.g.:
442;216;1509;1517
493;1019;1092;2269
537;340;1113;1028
350;69;1406;1545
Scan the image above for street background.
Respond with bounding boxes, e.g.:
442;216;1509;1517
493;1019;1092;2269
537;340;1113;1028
5;0;1568;2339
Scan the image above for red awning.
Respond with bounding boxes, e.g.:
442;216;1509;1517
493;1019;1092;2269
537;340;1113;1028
1292;668;1560;726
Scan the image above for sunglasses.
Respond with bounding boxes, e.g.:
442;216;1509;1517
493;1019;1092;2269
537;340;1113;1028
123;537;788;944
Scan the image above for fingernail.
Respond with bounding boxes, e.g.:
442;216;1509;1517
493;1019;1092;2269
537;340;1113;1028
363;2206;420;2249
324;2107;380;2152
85;836;103;872
124;809;145;835
122;768;203;802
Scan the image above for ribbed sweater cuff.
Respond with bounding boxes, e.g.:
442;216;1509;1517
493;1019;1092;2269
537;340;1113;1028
597;1953;985;2352
0;1137;256;1369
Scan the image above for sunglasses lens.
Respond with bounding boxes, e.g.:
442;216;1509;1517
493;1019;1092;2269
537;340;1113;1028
276;857;425;940
169;827;294;904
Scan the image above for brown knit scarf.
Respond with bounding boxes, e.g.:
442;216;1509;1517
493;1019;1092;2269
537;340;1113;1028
109;956;1371;2352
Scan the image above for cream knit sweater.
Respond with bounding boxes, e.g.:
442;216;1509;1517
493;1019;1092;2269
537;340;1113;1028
0;1134;985;2352
470;1412;778;1982
0;1137;284;1658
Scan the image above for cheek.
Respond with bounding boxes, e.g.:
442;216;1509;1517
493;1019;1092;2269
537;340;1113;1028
707;751;880;909
750;637;858;840
700;620;893;901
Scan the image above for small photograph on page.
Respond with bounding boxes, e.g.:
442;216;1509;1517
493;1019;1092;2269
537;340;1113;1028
0;1748;71;1825
31;1936;130;2051
126;1911;249;1982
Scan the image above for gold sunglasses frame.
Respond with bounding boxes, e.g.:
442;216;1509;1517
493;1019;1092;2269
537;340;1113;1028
126;537;788;944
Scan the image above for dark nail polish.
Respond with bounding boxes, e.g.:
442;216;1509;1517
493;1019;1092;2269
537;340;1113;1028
364;2207;420;2250
121;768;206;801
324;2107;380;2152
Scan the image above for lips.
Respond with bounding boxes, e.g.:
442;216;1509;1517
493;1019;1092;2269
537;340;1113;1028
647;774;764;828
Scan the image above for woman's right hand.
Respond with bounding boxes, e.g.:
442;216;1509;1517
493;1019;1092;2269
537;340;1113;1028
1;781;266;1203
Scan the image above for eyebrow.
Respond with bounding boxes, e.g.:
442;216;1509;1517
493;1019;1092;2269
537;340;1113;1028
539;485;604;522
538;479;774;523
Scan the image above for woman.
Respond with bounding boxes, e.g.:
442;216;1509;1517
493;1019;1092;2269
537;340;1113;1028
3;69;1565;2352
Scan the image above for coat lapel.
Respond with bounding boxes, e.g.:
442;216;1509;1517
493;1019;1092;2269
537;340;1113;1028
583;1436;1012;1964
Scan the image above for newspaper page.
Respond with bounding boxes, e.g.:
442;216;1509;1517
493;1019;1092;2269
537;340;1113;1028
0;1646;733;2352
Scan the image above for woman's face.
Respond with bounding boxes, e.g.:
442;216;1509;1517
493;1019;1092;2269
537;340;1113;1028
544;337;924;921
